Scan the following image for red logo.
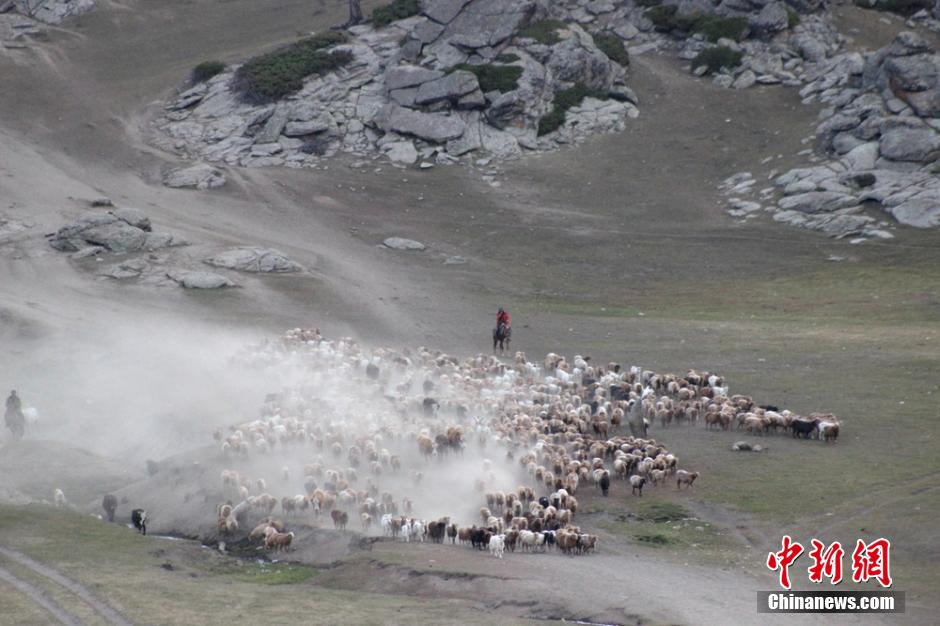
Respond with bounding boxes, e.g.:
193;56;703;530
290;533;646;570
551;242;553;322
851;538;893;588
807;539;844;585
767;535;805;590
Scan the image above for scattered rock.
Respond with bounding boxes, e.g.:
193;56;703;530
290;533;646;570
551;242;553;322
204;247;303;273
166;270;235;289
50;209;180;254
383;237;426;251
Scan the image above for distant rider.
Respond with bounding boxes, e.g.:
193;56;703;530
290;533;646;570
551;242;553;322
496;307;511;330
4;390;25;441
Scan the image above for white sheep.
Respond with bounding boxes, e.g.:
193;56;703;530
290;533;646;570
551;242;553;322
489;533;506;558
53;489;66;507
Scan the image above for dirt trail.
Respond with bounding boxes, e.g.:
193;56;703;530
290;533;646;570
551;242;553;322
0;564;83;626
0;546;133;626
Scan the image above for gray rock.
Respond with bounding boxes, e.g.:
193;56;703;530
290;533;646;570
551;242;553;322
778;191;857;213
446;121;483;155
412;18;446;44
423;0;473;24
879;126;940;162
457;88;486;109
80;221;149;253
99;259;149;280
842;142;880;171
283;117;331;136
384;140;420;164
441;0;535;48
71;246;105;260
749;1;789;39
817;212;873;238
256;104;290;144
732;441;752;451
385;65;445;91
889;196;940;227
608;85;639;105
791;33;827;63
163;164;226;190
389;87;419;107
204;247;303;273
732;70;757;89
372;104;466;142
112;207;152;232
546;27;616;91
612;21;639;40
414;70;479;104
167;270;235;289
383;237;426;250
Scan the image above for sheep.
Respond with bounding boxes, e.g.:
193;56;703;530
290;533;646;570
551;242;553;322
53;488;66;507
102;494;118;522
489;533;506;558
676;470;699;489
629;475;646;497
598;470;610;496
649;469;666;487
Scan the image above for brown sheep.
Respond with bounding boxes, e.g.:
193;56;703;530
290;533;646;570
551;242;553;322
265;531;295;552
676;470;699;489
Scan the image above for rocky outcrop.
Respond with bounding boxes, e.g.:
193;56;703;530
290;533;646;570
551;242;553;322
154;0;633;167
12;0;95;24
162;163;227;190
49;210;185;253
204;247;303;273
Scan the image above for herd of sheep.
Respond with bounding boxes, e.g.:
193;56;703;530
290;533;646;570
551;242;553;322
196;328;840;559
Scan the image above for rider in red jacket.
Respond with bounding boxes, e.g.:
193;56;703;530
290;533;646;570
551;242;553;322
496;307;511;328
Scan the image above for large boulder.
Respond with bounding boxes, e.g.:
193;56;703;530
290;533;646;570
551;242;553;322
749;1;789;39
545;26;617;91
204;248;303;273
889;195;940;228
385;65;446;91
878;125;940;162
863;32;940;117
414;71;480;105
49;209;178;253
440;0;535;48
383;237;426;250
372;104;467;142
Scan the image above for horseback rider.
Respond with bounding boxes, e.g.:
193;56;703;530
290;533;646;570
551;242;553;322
496;307;511;330
4;390;25;441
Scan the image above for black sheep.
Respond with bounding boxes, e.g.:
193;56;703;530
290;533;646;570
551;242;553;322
791;418;819;439
599;473;610;497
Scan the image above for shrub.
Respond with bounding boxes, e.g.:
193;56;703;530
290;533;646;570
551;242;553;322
518;19;567;45
635;0;663;6
691;45;743;74
696;15;749;41
785;6;801;28
453;63;524;93
372;0;420;27
192;61;226;83
593;33;630;66
537;83;608;136
646;5;679;32
495;52;521;63
231;33;352;104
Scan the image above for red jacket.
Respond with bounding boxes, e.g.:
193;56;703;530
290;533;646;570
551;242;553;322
497;311;511;327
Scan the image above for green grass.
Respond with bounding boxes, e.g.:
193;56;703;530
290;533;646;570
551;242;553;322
230;32;351;104
633;501;691;522
592;33;630;66
537;83;609;136
691;46;743;74
210;560;319;585
495;53;520;63
192;60;226;83
786;6;800;28
372;0;420;27
635;0;663;6
452;63;523;93
517;19;567;45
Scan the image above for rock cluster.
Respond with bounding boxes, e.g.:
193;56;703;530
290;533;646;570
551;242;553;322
154;0;636;167
10;0;95;24
49;209;186;254
204;247;303;273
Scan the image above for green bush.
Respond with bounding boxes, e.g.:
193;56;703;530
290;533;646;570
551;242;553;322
647;7;748;41
453;63;524;93
646;5;679;32
372;0;420;27
691;46;743;74
518;19;567;45
231;33;351;104
537;83;608;136
695;15;749;41
192;61;226;83
593;33;630;66
785;6;801;28
635;0;663;7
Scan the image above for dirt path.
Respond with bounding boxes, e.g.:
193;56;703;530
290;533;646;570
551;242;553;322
0;564;83;626
0;546;133;626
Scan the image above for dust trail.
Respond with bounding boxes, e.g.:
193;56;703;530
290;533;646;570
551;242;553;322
0;546;133;626
0;564;82;626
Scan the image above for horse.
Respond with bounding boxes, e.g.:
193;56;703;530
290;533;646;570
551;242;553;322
492;323;511;354
4;407;24;441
